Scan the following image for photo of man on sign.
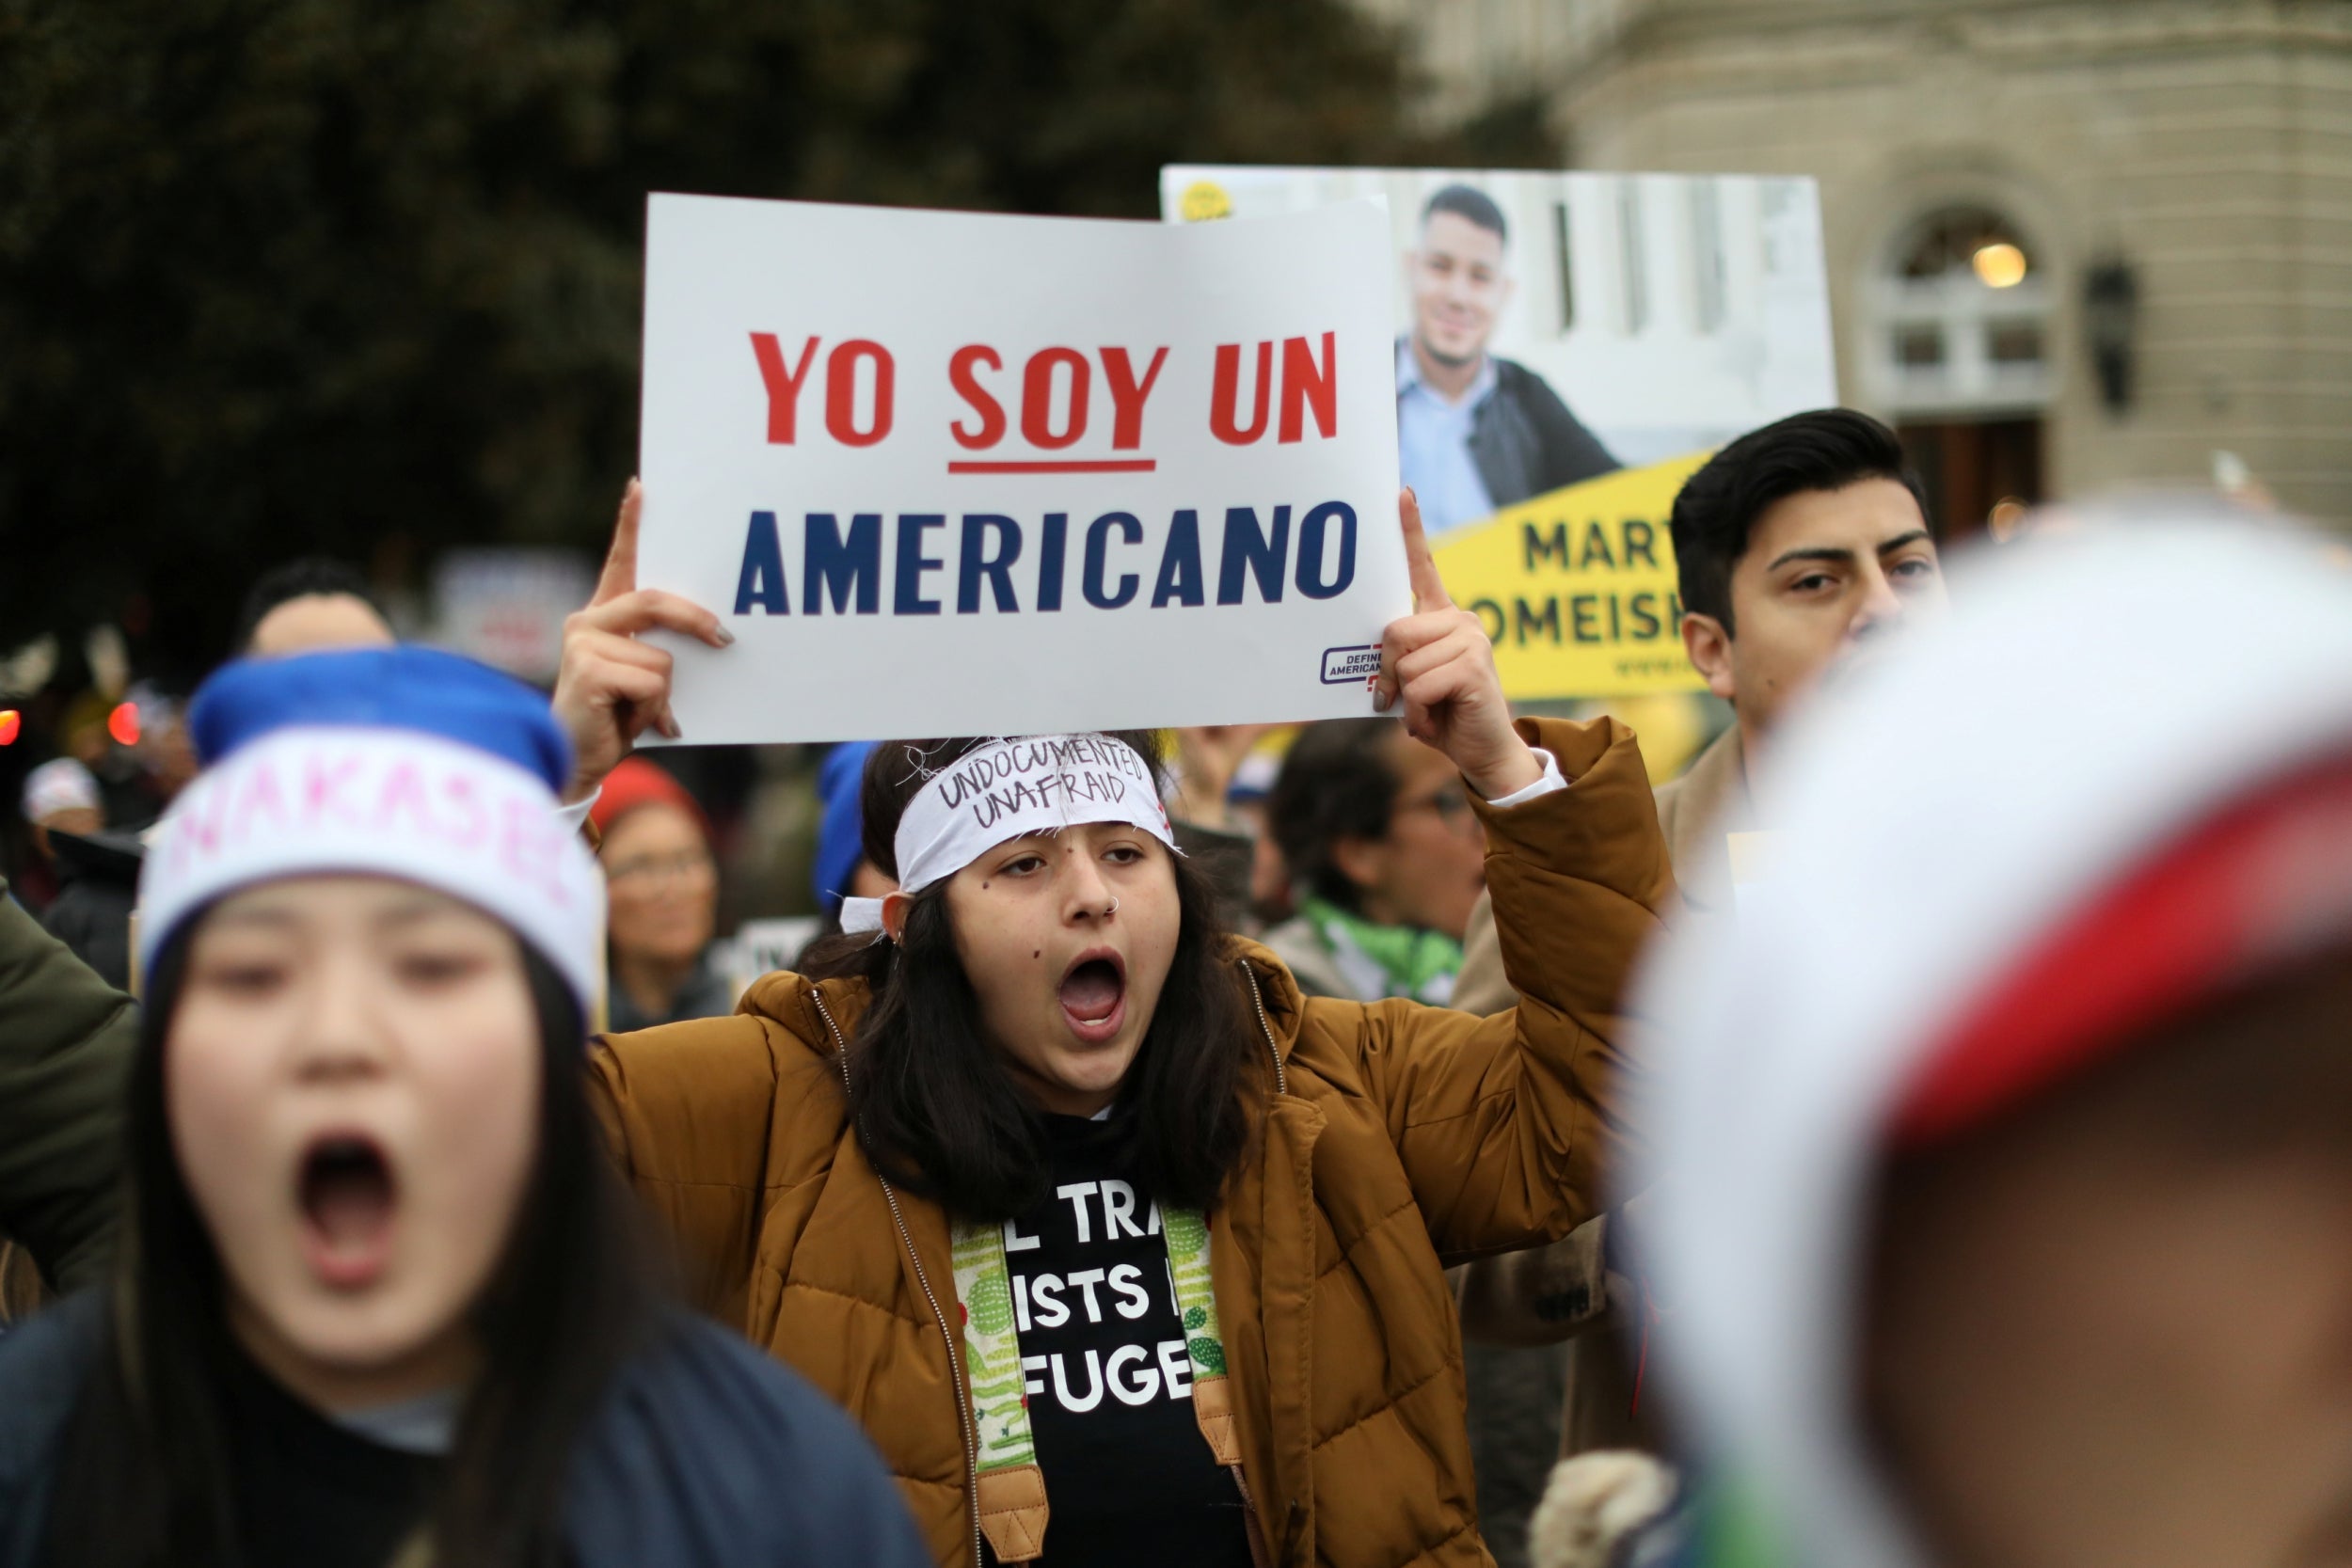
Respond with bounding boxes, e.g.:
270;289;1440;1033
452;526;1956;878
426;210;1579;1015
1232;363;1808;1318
1164;166;1841;702
1397;183;1618;536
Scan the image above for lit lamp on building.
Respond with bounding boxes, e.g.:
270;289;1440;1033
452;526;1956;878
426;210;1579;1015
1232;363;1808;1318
1972;240;2028;290
2083;259;2139;415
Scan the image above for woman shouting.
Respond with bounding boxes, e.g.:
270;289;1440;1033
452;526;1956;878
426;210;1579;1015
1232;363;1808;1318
0;648;930;1568
587;490;1674;1568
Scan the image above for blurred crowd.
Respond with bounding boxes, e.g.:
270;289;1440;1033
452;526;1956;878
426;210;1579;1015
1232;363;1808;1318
2;406;2347;1568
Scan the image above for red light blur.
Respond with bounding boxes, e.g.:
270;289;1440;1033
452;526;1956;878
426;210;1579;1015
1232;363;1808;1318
108;702;140;748
0;710;18;746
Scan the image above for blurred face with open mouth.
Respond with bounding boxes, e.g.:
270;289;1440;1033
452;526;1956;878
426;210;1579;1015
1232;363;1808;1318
939;821;1182;1117
167;875;540;1406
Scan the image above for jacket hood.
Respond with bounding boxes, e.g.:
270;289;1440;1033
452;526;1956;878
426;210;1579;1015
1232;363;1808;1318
1633;516;2352;1568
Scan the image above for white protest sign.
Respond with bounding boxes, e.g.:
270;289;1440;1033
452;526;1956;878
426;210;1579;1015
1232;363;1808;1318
637;194;1406;744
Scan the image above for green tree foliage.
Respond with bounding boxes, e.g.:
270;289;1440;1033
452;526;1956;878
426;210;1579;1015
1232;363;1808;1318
0;0;1548;674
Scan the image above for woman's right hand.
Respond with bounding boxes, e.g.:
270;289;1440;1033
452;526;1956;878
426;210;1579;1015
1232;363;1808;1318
550;480;733;803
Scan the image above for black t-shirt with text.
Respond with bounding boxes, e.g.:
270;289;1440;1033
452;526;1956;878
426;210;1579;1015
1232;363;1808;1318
980;1113;1253;1568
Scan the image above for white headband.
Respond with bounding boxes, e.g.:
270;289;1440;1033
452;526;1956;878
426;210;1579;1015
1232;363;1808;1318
138;726;606;1010
840;734;1178;934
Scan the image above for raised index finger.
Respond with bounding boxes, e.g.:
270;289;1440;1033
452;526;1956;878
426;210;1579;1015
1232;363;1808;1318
590;479;643;608
1401;486;1452;613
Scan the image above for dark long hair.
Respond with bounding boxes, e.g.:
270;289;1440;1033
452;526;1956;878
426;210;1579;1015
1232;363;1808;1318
802;734;1262;1223
1267;718;1406;913
45;928;659;1568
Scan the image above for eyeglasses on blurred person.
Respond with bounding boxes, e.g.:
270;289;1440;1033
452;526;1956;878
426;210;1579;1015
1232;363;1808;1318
589;757;730;1033
1260;715;1491;1005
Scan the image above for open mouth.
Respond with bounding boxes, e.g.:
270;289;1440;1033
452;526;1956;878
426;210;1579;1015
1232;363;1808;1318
1057;949;1129;1045
296;1132;397;1291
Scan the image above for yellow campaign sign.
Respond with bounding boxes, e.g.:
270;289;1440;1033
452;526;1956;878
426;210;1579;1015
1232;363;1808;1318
1433;452;1710;699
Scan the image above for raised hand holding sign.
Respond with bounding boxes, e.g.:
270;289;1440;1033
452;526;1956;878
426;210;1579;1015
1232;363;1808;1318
550;479;731;803
1375;488;1542;800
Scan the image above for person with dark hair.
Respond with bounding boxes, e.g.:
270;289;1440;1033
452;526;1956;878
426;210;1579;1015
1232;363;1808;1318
585;493;1673;1568
0;646;930;1568
1647;405;1944;903
1442;408;1948;1541
1257;716;1488;1003
1399;183;1617;536
1459;406;1946;990
232;557;397;657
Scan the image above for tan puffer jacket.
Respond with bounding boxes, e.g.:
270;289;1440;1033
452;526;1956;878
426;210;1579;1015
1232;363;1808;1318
586;717;1671;1568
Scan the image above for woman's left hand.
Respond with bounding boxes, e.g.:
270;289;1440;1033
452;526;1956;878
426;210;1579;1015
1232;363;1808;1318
1374;488;1543;800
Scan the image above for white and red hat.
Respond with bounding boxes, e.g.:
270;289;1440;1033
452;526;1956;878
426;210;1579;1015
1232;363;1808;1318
1637;515;2352;1568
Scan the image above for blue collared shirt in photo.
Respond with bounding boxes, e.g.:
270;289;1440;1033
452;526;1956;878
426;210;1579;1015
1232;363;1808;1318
1395;340;1499;538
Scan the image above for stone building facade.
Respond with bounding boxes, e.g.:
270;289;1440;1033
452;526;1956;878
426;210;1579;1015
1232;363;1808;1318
1366;0;2352;531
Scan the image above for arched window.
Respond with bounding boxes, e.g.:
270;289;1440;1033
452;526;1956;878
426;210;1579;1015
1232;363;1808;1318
1865;204;2054;414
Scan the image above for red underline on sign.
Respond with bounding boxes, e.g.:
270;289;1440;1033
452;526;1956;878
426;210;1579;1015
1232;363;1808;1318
946;458;1160;474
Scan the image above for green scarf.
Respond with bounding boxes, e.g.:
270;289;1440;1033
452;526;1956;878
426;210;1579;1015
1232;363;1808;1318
1297;895;1465;1005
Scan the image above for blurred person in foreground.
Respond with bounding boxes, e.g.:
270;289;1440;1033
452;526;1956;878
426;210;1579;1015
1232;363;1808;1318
1587;515;2352;1568
1451;414;1947;1544
1400;184;1618;538
591;756;731;1031
0;483;729;1307
0;645;930;1568
1261;714;1489;1003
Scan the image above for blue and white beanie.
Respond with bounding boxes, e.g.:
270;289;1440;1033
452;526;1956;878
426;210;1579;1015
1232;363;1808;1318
137;646;604;1010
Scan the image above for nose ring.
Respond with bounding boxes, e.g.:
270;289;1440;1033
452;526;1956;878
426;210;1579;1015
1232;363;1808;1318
1104;897;1120;918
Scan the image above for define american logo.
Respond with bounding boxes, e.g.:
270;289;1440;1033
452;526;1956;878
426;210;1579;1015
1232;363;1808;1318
1321;644;1381;686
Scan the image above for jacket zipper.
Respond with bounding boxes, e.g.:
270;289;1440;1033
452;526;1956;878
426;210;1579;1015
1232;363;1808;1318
1242;963;1287;1095
812;985;987;1568
1228;1461;1277;1568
